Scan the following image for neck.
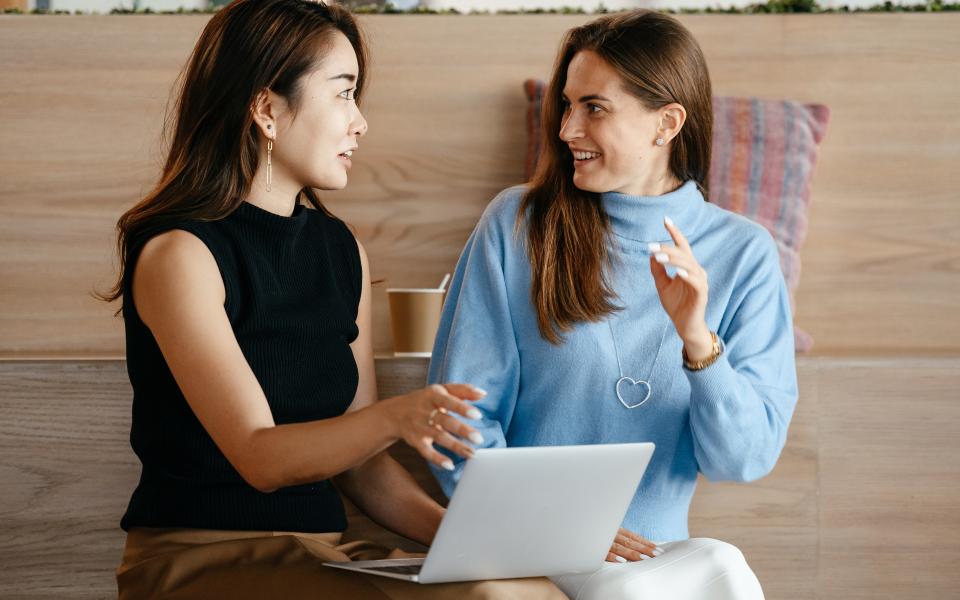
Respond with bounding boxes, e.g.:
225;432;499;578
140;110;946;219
246;166;301;217
615;170;684;198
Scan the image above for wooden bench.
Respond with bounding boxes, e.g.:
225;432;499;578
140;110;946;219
3;357;958;599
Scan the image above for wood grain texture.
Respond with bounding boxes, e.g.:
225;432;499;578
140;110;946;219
0;14;958;358
2;357;958;598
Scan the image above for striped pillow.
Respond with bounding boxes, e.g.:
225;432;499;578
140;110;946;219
523;80;830;352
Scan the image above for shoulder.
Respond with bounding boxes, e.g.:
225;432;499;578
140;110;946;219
136;228;219;276
133;229;225;325
475;185;529;239
700;202;780;265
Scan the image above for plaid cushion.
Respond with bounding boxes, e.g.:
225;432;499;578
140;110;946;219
523;79;830;352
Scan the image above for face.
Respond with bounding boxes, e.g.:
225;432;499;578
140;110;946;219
559;50;668;195
272;31;367;191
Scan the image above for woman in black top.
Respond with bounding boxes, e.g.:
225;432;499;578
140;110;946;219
101;1;564;597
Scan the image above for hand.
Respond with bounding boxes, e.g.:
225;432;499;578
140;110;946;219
649;216;713;361
382;384;486;471
606;528;664;562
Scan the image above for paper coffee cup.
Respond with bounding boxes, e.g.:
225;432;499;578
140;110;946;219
387;288;446;357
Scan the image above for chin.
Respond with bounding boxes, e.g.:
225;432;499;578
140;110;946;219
571;172;606;194
313;173;349;191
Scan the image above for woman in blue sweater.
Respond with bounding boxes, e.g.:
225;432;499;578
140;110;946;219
430;10;797;599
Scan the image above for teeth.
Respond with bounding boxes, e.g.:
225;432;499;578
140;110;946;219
341;150;353;157
573;151;601;160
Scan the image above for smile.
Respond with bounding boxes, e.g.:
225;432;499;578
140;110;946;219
572;150;602;161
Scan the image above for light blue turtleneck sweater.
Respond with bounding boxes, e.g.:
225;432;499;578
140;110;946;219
428;181;798;542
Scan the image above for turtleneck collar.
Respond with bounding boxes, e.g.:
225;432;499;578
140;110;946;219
601;180;706;246
232;199;309;236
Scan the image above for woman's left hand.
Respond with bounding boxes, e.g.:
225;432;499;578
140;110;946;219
649;216;714;361
606;528;664;562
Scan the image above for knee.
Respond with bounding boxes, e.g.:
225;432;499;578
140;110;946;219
689;538;749;571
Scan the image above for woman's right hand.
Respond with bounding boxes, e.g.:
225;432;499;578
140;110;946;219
382;384;487;471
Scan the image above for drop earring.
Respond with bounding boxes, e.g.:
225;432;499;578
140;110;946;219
266;126;273;192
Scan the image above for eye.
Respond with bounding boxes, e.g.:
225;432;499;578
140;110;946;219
339;88;356;101
588;103;604;113
561;99;571;112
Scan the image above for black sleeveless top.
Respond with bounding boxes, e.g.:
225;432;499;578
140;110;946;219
120;201;362;533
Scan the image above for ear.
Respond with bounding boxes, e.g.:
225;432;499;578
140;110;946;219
250;88;282;140
656;103;687;145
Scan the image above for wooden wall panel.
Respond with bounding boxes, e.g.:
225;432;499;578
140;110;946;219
1;14;958;358
2;357;958;598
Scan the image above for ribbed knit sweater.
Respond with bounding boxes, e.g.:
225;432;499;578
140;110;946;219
120;200;362;533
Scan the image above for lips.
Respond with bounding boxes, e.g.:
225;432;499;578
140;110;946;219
570;148;602;162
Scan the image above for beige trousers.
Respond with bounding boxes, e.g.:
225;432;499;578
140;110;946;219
116;527;568;599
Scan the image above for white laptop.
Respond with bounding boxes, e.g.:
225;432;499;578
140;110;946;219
323;442;654;584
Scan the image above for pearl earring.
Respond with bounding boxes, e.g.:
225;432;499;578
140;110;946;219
655;138;665;147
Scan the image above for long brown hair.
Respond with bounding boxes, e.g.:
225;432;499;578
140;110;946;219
98;0;367;307
520;10;713;344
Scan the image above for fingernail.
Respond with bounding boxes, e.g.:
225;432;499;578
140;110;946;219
653;548;663;556
473;387;488;396
664;215;674;227
469;431;484;445
467;408;482;420
639;554;650;560
614;555;627;563
676;267;689;279
442;460;455;471
647;242;661;252
655;252;669;264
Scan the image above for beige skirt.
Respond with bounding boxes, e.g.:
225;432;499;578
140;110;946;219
116;527;567;599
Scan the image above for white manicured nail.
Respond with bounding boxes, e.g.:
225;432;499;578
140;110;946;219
647;242;661;252
467;408;482;420
677;268;689;279
442;460;455;471
469;432;484;445
639;554;651;560
655;252;669;264
473;387;488;396
615;555;627;563
653;548;663;556
664;215;674;227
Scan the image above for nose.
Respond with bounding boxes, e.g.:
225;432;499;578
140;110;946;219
558;108;582;143
352;107;368;138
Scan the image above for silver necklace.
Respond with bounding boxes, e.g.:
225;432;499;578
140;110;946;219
608;316;671;409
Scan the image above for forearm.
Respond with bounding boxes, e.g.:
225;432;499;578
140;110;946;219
335;452;445;546
687;353;796;482
245;399;399;493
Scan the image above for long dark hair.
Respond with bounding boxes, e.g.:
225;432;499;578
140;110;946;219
520;10;713;344
98;0;367;307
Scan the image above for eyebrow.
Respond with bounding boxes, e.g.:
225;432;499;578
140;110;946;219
562;93;612;103
327;73;357;83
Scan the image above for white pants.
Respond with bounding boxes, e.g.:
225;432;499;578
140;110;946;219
550;538;765;600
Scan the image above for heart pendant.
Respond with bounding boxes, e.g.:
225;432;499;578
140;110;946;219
616;376;652;409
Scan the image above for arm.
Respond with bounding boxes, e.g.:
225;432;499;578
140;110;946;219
333;240;446;546
133;230;481;495
650;220;798;483
427;201;521;497
685;238;798;482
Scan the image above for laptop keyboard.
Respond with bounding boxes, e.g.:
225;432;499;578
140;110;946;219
367;564;423;575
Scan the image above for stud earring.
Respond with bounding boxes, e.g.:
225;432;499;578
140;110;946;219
266;138;273;192
655;138;665;147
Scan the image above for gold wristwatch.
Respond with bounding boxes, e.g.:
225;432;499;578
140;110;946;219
682;331;723;371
